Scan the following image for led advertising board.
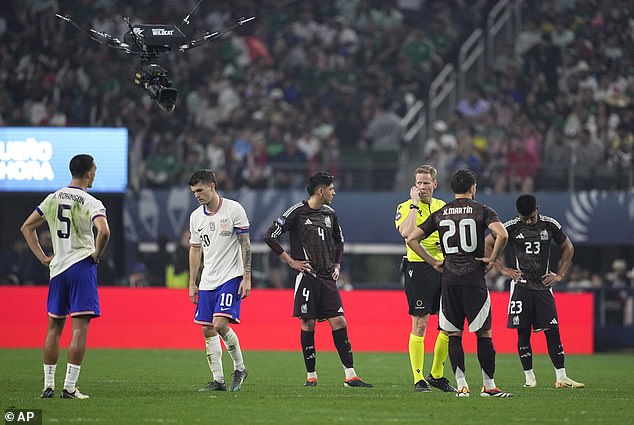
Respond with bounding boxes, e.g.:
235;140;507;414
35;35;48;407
0;127;128;193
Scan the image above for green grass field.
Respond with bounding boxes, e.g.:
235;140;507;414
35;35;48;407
0;349;631;424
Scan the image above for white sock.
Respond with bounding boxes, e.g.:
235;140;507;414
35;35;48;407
220;328;245;372
524;369;536;383
482;369;496;390
555;367;567;382
63;363;81;393
344;367;357;380
307;371;318;380
455;367;468;390
44;364;56;389
205;335;224;383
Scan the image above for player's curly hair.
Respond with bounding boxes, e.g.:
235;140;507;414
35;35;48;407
306;171;335;196
188;169;217;186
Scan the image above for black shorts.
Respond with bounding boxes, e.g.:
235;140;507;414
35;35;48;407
439;270;491;333
404;262;441;316
507;282;559;330
293;272;344;321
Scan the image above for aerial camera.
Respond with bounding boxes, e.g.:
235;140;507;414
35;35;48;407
56;1;255;112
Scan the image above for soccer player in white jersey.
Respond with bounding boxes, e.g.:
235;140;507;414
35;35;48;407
20;154;111;400
188;169;251;392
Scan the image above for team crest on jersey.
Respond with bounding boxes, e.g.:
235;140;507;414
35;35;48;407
513;316;520;326
540;230;549;240
209;222;216;232
324;216;331;228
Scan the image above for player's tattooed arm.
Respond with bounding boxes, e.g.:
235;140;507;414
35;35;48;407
238;232;252;273
238;232;252;298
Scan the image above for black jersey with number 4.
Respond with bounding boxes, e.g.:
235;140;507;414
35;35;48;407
503;214;567;291
419;198;500;280
264;201;344;279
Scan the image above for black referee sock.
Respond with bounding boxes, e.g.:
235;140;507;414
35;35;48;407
332;327;354;368
300;330;316;373
477;336;496;379
545;328;565;369
517;328;533;370
448;335;465;376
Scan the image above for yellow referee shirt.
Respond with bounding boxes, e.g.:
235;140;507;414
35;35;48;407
394;198;445;262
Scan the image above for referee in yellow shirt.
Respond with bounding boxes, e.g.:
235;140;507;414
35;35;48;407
394;165;455;392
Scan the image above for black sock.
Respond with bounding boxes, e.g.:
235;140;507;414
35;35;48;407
332;328;354;368
448;335;465;375
545;328;565;369
517;328;533;370
301;330;316;373
477;337;496;379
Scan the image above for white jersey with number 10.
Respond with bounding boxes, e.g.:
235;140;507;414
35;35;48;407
189;197;250;291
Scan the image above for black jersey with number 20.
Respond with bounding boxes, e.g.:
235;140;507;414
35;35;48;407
419;198;500;283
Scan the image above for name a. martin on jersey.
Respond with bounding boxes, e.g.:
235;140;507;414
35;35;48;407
442;206;473;215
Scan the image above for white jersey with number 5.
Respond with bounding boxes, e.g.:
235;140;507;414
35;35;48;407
189;197;250;291
37;186;107;278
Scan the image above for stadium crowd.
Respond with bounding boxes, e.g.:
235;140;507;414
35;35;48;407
2;0;633;192
1;0;495;191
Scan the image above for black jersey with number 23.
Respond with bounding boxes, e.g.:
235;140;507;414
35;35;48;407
503;215;567;291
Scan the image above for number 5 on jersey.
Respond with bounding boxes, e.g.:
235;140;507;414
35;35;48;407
57;204;72;239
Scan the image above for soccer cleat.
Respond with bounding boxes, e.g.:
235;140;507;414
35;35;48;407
414;380;432;392
61;388;89;399
229;368;248;392
198;380;226;391
456;386;470;397
524;378;537;388
555;377;585;389
426;374;457;392
41;387;55;398
344;376;374;388
304;378;317;387
480;387;513;397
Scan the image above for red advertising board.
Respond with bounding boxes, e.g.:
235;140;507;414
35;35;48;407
0;287;593;353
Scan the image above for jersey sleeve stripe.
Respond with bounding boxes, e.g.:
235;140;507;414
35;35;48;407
282;202;303;217
91;213;107;222
503;217;520;228
36;207;44;216
540;215;562;228
235;227;250;234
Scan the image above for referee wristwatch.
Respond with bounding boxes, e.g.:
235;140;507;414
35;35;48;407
409;204;419;210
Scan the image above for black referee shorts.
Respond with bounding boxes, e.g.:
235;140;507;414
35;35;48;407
404;261;441;316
